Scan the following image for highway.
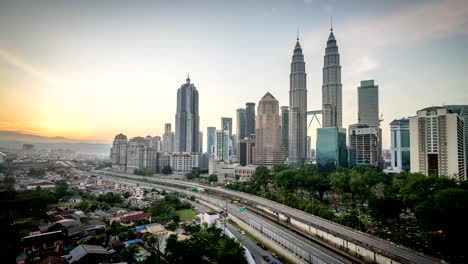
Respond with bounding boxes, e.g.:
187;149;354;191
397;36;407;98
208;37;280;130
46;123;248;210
81;170;352;264
84;169;443;264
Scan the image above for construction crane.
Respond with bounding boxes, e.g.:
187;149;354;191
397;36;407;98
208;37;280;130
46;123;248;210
378;114;384;125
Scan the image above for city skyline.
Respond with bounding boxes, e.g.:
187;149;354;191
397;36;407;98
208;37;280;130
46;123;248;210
1;0;468;150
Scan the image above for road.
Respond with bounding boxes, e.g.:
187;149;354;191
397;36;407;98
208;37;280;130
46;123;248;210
83;170;351;264
127;174;442;264
188;199;277;264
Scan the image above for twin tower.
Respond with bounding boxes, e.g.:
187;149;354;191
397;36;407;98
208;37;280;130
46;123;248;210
288;27;342;166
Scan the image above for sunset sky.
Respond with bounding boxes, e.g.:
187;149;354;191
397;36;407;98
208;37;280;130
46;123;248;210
1;0;467;150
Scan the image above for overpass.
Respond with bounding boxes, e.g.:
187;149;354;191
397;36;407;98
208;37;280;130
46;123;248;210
87;170;444;264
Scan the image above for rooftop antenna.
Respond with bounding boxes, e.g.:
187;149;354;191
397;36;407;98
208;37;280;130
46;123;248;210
297;27;299;40
331;16;333;31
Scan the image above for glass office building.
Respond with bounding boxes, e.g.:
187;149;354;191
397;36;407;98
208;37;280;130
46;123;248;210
316;127;347;171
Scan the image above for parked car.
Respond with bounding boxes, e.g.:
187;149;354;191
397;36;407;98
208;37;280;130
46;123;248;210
277;256;286;263
272;253;278;259
240;230;246;235
263;256;270;262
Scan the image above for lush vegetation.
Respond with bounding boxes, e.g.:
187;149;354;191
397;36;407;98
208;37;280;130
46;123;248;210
185;167;200;179
226;165;468;262
134;168;153;176
165;225;246;264
175;208;198;222
149;194;192;222
161;166;172;175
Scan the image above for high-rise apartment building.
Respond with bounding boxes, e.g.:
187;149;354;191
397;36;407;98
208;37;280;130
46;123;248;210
162;123;175;152
446;105;468;173
281;106;289;159
207;127;216;154
254;92;284;165
236;108;246;140
409;107;465;180
289;36;307;166
348;124;381;167
110;133;128;171
384;119;410;173
215;130;229;162
322;27;342;127
245;102;256;138
175;75;200;153
358;80;379;127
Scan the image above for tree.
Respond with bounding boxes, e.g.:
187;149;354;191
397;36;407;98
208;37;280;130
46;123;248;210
55;181;69;199
0;176;16;191
274;169;300;191
161;166;172;175
208;174;218;183
251;166;271;191
186;167;200;179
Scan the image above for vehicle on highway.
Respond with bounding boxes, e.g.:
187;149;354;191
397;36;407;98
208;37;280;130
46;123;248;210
271;253;278;259
240;230;246;235
277;256;286;263
256;242;267;250
271;261;278;264
263;255;270;262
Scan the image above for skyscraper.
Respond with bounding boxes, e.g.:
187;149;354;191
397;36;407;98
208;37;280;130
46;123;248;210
236;108;246;140
162;123;175;152
199;131;203;153
409;106;465;180
281;106;289;158
322;26;342;127
446;105;468;173
207;127;216;154
254;92;284;165
358;80;379;127
245;102;256;138
215;130;229;162
175;75;200;153
221;117;233;137
289;35;307;166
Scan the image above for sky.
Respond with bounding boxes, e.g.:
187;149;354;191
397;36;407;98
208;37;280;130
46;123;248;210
0;0;467;150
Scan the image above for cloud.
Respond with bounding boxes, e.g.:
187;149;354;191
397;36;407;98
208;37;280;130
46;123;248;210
342;0;468;48
352;55;378;75
0;48;62;84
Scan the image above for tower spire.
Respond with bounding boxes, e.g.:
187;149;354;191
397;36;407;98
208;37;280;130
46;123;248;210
331;16;333;31
186;73;190;84
297;27;299;41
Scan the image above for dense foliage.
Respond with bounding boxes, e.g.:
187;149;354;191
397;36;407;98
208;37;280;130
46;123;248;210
161;166;172;175
149;194;191;222
226;165;468;262
165;226;246;264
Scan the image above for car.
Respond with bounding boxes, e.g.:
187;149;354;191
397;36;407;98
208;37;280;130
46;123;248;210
277;256;286;263
256;242;267;250
271;261;278;264
271;253;278;259
263;256;270;262
240;230;246;235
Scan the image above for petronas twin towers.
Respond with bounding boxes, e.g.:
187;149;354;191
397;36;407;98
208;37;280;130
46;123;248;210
288;26;342;166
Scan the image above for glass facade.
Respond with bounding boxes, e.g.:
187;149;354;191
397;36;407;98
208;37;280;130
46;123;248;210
402;151;410;171
317;127;347;171
401;130;410;148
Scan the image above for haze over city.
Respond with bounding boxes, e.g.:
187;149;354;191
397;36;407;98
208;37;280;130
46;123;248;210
1;0;468;150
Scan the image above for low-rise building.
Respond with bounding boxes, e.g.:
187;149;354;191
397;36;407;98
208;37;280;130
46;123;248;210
21;231;65;261
234;166;257;182
64;244;111;264
201;212;219;226
110;212;151;226
26;180;55;190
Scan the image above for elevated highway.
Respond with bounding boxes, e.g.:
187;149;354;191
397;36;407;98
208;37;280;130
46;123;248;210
85;170;444;264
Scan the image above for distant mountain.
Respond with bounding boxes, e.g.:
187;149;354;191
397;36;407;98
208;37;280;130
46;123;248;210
0;131;111;155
